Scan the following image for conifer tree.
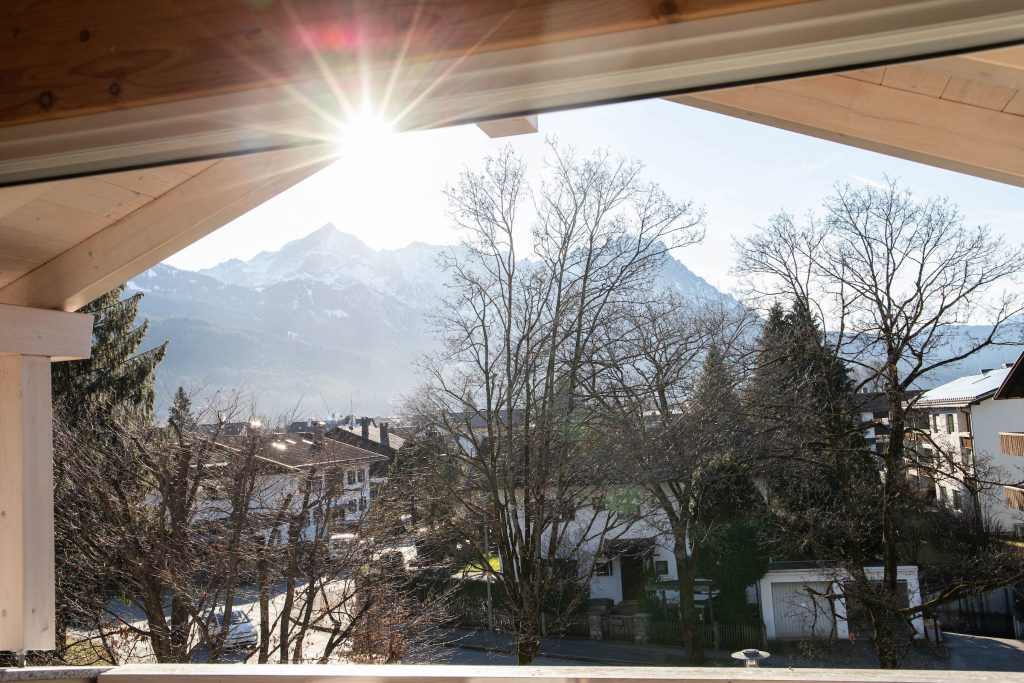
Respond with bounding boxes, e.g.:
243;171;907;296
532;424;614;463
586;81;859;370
746;301;879;562
50;286;167;663
52;286;166;420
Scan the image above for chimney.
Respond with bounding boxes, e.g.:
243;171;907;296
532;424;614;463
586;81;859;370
361;416;370;441
380;422;390;449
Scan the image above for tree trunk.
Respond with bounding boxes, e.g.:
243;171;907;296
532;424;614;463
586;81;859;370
675;545;705;664
257;550;271;664
882;401;904;596
516;636;541;665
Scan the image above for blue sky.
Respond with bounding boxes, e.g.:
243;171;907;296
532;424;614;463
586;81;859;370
165;97;1024;297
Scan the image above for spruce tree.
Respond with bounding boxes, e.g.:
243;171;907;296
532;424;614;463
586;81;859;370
50;286;167;663
746;301;879;561
52;286;166;422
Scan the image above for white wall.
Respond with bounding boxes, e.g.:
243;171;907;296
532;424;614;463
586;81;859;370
758;566;922;641
971;397;1024;531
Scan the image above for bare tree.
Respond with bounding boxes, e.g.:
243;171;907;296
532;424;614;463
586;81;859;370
599;298;760;662
735;180;1024;667
411;140;704;663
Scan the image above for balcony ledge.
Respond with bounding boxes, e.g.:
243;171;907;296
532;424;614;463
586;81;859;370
0;667;110;682
3;665;1024;683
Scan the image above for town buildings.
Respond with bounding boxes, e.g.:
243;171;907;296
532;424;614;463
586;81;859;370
212;425;387;540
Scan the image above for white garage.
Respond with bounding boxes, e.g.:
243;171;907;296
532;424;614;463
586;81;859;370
757;562;924;642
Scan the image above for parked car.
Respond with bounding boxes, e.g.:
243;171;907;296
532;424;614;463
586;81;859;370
211;609;257;649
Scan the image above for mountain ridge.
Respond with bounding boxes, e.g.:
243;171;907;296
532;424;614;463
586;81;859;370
137;224;737;416
138;225;1019;417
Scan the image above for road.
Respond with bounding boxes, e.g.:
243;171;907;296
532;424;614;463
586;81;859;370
945;632;1024;671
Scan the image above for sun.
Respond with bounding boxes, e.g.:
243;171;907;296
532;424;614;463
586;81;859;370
335;105;397;163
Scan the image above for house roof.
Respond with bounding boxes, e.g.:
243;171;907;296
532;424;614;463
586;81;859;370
333;423;406;452
219;432;387;471
857;390;923;416
995;351;1024;400
915;366;1012;408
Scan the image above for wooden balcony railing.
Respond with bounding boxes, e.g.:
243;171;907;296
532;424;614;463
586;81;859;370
1001;432;1024;457
5;664;1024;683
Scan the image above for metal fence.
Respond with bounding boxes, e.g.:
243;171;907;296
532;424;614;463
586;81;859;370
456;607;767;651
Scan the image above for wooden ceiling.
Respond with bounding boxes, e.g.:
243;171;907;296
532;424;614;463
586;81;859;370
0;1;1021;314
0;145;333;311
0;0;813;130
3;0;1023;185
676;45;1024;186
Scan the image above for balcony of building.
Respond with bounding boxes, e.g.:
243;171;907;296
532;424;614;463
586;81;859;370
1000;433;1024;457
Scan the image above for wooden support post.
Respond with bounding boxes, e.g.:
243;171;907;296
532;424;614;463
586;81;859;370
0;304;91;651
0;355;55;651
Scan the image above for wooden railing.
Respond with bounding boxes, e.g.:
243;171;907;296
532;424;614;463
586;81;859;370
5;664;1024;683
1000;432;1024;457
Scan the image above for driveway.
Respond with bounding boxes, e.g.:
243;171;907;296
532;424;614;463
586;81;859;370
945;632;1024;671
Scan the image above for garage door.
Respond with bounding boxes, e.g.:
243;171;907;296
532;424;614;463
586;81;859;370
771;581;835;640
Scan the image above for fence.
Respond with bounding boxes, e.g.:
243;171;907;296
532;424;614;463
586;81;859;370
456;607;767;651
608;616;766;650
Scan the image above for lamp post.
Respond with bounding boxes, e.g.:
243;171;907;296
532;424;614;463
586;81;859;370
731;648;770;667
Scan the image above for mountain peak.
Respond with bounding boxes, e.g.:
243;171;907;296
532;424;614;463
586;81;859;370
293;224;368;251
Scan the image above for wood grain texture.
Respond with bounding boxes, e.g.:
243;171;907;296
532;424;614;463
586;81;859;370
0;303;93;360
0;0;811;128
0;161;216;288
0;144;335;311
477;115;540;138
0;355;55;652
881;63;951;97
98;663;1024;683
672;73;1024;187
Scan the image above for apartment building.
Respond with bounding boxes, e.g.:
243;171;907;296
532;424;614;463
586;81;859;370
913;358;1024;532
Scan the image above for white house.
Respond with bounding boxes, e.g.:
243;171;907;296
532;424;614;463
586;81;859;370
210;428;388;540
913;362;1024;532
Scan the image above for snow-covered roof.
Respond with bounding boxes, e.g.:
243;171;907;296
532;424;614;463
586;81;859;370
915;367;1011;408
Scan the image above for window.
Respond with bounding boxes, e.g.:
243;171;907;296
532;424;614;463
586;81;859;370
358;497;365;512
945;414;955;433
357;469;365;483
931;414;939;432
654;560;669;575
939;487;949;506
1006;487;1024;512
595;560;613;576
963;411;972;433
952;490;962;512
347;470;356;485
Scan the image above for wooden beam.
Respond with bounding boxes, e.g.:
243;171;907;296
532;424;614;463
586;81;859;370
0;0;812;129
476;116;539;139
0;144;335;311
0;303;92;360
671;73;1024;187
0;355;55;651
3;0;1024;184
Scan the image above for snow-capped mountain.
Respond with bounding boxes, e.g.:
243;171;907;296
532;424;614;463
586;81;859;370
134;224;738;416
201;225;459;310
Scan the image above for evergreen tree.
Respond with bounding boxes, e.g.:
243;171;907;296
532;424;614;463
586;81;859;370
168;386;196;438
746;301;879;562
50;286;167;663
52;286;166;421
